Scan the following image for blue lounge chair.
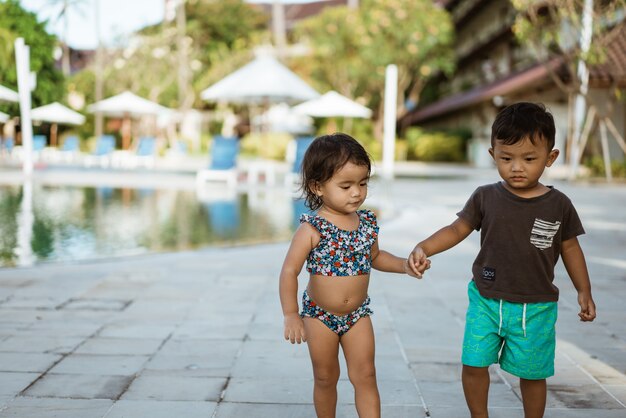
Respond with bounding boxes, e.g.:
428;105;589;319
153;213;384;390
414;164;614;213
55;136;81;163
196;136;240;188
127;136;157;168
33;135;47;151
61;136;79;152
285;136;315;186
84;135;116;167
1;137;14;156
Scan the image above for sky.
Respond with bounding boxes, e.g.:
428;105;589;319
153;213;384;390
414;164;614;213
19;0;319;50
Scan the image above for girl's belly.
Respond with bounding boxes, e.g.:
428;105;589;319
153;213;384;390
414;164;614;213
307;274;370;316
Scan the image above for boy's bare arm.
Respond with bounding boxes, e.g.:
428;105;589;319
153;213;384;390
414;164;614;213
408;217;473;276
561;237;596;322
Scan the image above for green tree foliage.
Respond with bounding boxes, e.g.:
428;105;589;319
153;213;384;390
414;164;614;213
512;0;626;97
294;0;455;126
185;0;267;68
0;0;64;111
70;0;267;110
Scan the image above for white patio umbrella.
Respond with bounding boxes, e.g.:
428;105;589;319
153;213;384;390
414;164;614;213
293;91;372;118
87;91;170;149
200;55;320;104
0;111;10;123
31;102;86;146
0;84;19;102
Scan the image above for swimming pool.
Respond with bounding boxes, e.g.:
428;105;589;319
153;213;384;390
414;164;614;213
0;182;310;267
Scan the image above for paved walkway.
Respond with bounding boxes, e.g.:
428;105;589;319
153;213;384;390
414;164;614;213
0;173;625;417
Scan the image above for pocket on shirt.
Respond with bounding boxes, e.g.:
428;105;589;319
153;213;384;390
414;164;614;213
530;218;561;250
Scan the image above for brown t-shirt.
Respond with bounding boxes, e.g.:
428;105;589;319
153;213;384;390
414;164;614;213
457;182;585;303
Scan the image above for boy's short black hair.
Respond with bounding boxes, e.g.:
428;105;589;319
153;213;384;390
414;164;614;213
491;102;556;150
301;133;371;211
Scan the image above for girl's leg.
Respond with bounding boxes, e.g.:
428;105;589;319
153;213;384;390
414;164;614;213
519;378;546;418
303;317;341;418
462;365;490;418
340;316;380;418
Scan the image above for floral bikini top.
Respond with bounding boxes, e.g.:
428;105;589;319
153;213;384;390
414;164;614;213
300;209;379;276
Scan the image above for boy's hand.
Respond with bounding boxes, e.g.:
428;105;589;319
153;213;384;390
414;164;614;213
408;245;430;277
284;313;306;344
577;292;596;322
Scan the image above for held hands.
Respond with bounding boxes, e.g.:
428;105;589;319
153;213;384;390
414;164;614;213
283;312;306;344
407;245;431;278
577;291;597;322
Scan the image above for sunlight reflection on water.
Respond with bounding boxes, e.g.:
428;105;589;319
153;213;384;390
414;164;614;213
0;183;311;267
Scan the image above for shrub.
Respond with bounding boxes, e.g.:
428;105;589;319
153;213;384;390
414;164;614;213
583;156;626;178
404;128;467;162
240;133;293;160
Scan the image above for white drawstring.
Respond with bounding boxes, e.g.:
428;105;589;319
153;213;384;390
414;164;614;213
498;300;503;336
522;303;527;338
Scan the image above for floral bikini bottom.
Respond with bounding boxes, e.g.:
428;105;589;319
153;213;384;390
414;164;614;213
300;290;373;336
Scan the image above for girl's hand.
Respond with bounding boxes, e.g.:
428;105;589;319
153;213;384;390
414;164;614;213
404;258;430;278
284;313;306;344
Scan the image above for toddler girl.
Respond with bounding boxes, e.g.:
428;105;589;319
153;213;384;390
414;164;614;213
279;133;427;418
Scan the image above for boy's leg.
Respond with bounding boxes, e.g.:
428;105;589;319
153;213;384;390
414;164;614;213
340;316;380;418
520;378;546;418
462;365;490;418
461;281;502;418
303;317;341;418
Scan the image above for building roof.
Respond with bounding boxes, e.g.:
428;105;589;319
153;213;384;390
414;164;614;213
400;60;560;126
401;22;626;126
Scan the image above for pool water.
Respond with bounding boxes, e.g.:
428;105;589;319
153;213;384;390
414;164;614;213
0;183;310;267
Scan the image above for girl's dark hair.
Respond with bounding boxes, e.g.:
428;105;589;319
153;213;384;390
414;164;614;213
491;102;556;150
300;133;371;211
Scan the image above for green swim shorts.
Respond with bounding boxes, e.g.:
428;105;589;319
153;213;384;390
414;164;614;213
462;280;558;380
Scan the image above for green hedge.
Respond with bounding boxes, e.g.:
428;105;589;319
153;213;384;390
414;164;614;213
403;127;469;162
584;156;626;178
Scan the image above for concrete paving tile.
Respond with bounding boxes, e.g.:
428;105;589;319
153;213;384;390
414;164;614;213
369;355;415;381
404;345;462;363
104;400;217;418
603;385;626;405
237;338;313;359
121;374;225;401
544;384;626;409
0;395;12;410
230;352;312;378
74;337;164;356
119;301;189;321
158;338;241;357
222;377;313;404
223;377;421;405
0;297;65;310
0;372;39;396
542;410;626;417
60;298;131;311
0;335;84;354
410;362;462;383
98;323;176;340
420;382;521;408
144;353;233;377
171;321;249;340
23;373;133;399
49;354;150;376
427;406;526;418
0;352;61;373
24;320;102;337
214;402;314;418
0;397;113;418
